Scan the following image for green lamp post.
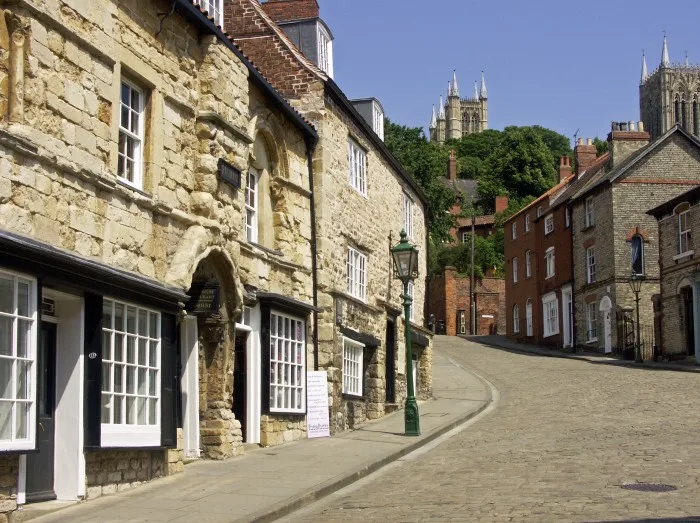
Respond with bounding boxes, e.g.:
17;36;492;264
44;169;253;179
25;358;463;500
628;273;645;364
391;229;420;436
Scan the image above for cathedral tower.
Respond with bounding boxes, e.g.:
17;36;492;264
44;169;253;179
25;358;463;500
640;35;700;139
429;70;489;142
436;96;446;144
446;71;462;140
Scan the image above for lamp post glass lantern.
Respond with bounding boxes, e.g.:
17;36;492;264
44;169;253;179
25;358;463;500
391;229;420;436
628;273;645;363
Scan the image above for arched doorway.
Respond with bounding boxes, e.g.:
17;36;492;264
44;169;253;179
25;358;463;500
599;296;613;354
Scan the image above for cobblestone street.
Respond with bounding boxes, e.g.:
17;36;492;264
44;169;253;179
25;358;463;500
288;336;700;522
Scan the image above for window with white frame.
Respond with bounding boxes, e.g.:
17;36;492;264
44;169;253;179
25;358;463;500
565;207;571;228
317;23;333;78
511;222;517;240
118;80;145;188
245;169;258;243
586;247;596;284
544;214;554;235
342;338;363;396
513;304;520;334
542;293;559;337
677;203;692;254
407;281;415;321
586;301;597;341
526;250;532;278
101;299;160;446
526;299;533;336
347;247;367;301
196;0;223;27
269;312;305;413
512;257;518;283
348;138;367;196
403;192;414;239
373;101;384;141
525;214;530;232
536;206;542;217
584;197;595;228
545;248;555;279
461;231;468;243
0;271;37;451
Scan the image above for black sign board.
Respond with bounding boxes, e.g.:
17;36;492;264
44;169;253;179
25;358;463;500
218;159;241;189
187;280;221;316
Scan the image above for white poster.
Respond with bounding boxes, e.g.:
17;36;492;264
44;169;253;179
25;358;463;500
306;371;330;438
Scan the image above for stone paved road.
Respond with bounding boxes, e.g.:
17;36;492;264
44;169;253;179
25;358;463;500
286;336;700;523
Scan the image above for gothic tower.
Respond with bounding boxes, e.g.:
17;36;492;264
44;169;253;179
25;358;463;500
429;105;437;142
436;96;446;143
446;71;462;140
429;70;489;143
640;35;700;139
480;71;488;131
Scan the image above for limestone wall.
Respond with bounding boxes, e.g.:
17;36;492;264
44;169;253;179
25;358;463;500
85;449;166;500
0;456;17;520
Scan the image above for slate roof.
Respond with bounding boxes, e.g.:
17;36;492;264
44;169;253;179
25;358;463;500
440;177;479;203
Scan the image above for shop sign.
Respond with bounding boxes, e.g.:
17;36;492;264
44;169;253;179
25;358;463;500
218;159;241;189
187;280;221;316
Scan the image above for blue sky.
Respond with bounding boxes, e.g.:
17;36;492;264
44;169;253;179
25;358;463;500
318;0;700;145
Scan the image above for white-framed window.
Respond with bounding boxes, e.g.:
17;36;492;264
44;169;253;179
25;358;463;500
407;281;415;321
631;234;644;275
677;203;692;254
542;293;559;337
342;338;363;396
461;231;468;244
118;79;145;188
0;271;37;451
526;250;532;278
195;0;223;27
348;138;367;196
586;301;597;341
101;299;160;447
565;207;571;228
544;214;554;235
458;310;467;335
536;206;542;217
525;214;530;232
511;222;517;240
512;257;518;283
545;247;555;279
317;22;333;78
347;247;367;301
269;311;305;413
373;101;384;141
245;168;258;243
525;299;533;336
584;197;595;228
513;304;520;334
403;192;414;239
586;247;596;284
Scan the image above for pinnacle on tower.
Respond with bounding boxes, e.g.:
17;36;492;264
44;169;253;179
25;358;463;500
430;105;437;129
661;33;669;67
480;71;488;99
451;70;459;97
685;51;689;67
473;81;479;101
438;96;445;120
641;51;648;83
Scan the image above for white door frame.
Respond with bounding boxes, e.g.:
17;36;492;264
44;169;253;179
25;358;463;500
236;305;261;444
561;285;573;348
180;316;200;459
599;296;613;354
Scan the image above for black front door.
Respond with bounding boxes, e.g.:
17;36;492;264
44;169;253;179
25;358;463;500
26;323;57;502
232;332;247;442
683;288;695;356
385;320;395;403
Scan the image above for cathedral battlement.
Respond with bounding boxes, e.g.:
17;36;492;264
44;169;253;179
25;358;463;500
429;70;488;143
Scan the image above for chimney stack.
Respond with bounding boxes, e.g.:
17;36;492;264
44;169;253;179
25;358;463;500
495;195;509;213
558;156;572;182
447;149;457;181
574;138;597;175
607;120;651;167
260;0;320;23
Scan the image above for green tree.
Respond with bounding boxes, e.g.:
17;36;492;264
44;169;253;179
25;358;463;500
593;137;609;156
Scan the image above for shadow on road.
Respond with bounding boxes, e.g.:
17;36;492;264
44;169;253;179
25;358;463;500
591;518;700;522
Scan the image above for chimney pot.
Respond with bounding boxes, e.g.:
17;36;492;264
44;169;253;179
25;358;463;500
577;138;584;145
629;121;636;131
586;138;593;146
638;121;645;132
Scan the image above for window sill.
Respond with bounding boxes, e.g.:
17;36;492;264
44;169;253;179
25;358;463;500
545;274;555;280
586;338;598;344
543;330;559;338
342;393;365;401
267;409;306;417
673;250;694;261
582;224;595;232
117;177;148;196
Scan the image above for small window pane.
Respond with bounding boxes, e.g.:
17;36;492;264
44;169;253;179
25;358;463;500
16;361;29;400
114;303;124;331
101;394;111;424
138;339;147;366
149;341;157;367
127;337;135;363
138;310;147;336
126;306;137;334
137;397;146;425
149;370;157;396
126;366;135;394
0;360;11;399
114;365;124;393
0;317;11;357
102;362;111;392
16;320;30;358
137;368;146;395
114;333;124;362
15;402;27;439
149;313;157;338
114;395;123;424
148;398;157;425
126;396;136;425
102;331;112;361
0;402;10;440
0;278;12;314
17;282;29;318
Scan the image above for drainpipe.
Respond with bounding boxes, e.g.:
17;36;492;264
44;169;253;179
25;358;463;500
306;138;319;370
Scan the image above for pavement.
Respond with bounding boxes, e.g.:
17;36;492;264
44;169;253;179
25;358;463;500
26;343;492;523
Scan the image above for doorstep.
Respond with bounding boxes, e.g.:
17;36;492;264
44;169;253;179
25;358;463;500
15;500;79;522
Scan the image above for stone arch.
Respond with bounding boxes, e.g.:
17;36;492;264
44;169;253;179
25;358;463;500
599;296;612;312
676;276;694;295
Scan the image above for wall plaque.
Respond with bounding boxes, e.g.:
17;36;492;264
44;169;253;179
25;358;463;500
187;280;221;316
218;158;241;189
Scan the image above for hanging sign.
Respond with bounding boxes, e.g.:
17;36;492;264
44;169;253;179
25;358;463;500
306;371;330;438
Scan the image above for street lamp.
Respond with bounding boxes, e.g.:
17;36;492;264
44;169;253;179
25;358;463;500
391;229;420;436
628;273;645;363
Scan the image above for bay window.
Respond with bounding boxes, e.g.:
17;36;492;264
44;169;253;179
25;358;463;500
269;311;305;413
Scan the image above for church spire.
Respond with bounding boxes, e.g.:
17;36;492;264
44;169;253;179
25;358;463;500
661;32;669;67
473;81;479;101
430;105;437;129
480;71;488;99
438;96;445;120
450;70;459;97
685;51;689;67
641;51;648;83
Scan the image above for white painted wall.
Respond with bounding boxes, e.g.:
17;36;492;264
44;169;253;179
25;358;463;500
245;306;261;444
180;317;200;459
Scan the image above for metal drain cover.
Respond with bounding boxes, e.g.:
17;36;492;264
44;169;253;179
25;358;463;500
621;483;678;492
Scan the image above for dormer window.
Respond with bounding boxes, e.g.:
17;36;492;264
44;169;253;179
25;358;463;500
317;23;333;77
372;101;384;141
196;0;223;27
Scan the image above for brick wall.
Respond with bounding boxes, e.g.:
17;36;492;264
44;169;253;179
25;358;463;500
259;0;319;22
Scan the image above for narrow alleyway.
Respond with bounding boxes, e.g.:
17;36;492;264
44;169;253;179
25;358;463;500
288;336;700;522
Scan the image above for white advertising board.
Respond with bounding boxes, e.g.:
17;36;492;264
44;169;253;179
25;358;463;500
306;370;330;438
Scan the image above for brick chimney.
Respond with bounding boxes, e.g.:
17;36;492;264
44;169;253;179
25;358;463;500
495;195;509;213
260;0;319;23
558;156;572;182
447;149;457;181
574;138;597;175
607;121;651;168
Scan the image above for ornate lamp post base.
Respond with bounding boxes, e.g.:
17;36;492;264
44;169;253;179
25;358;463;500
404;396;420;436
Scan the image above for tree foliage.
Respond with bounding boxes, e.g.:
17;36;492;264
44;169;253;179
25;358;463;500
593;137;609;156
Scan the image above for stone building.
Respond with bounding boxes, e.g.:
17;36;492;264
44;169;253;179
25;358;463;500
0;0;319;516
570;123;700;354
640;35;700;139
648;184;700;363
223;0;433;434
429;70;488;144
